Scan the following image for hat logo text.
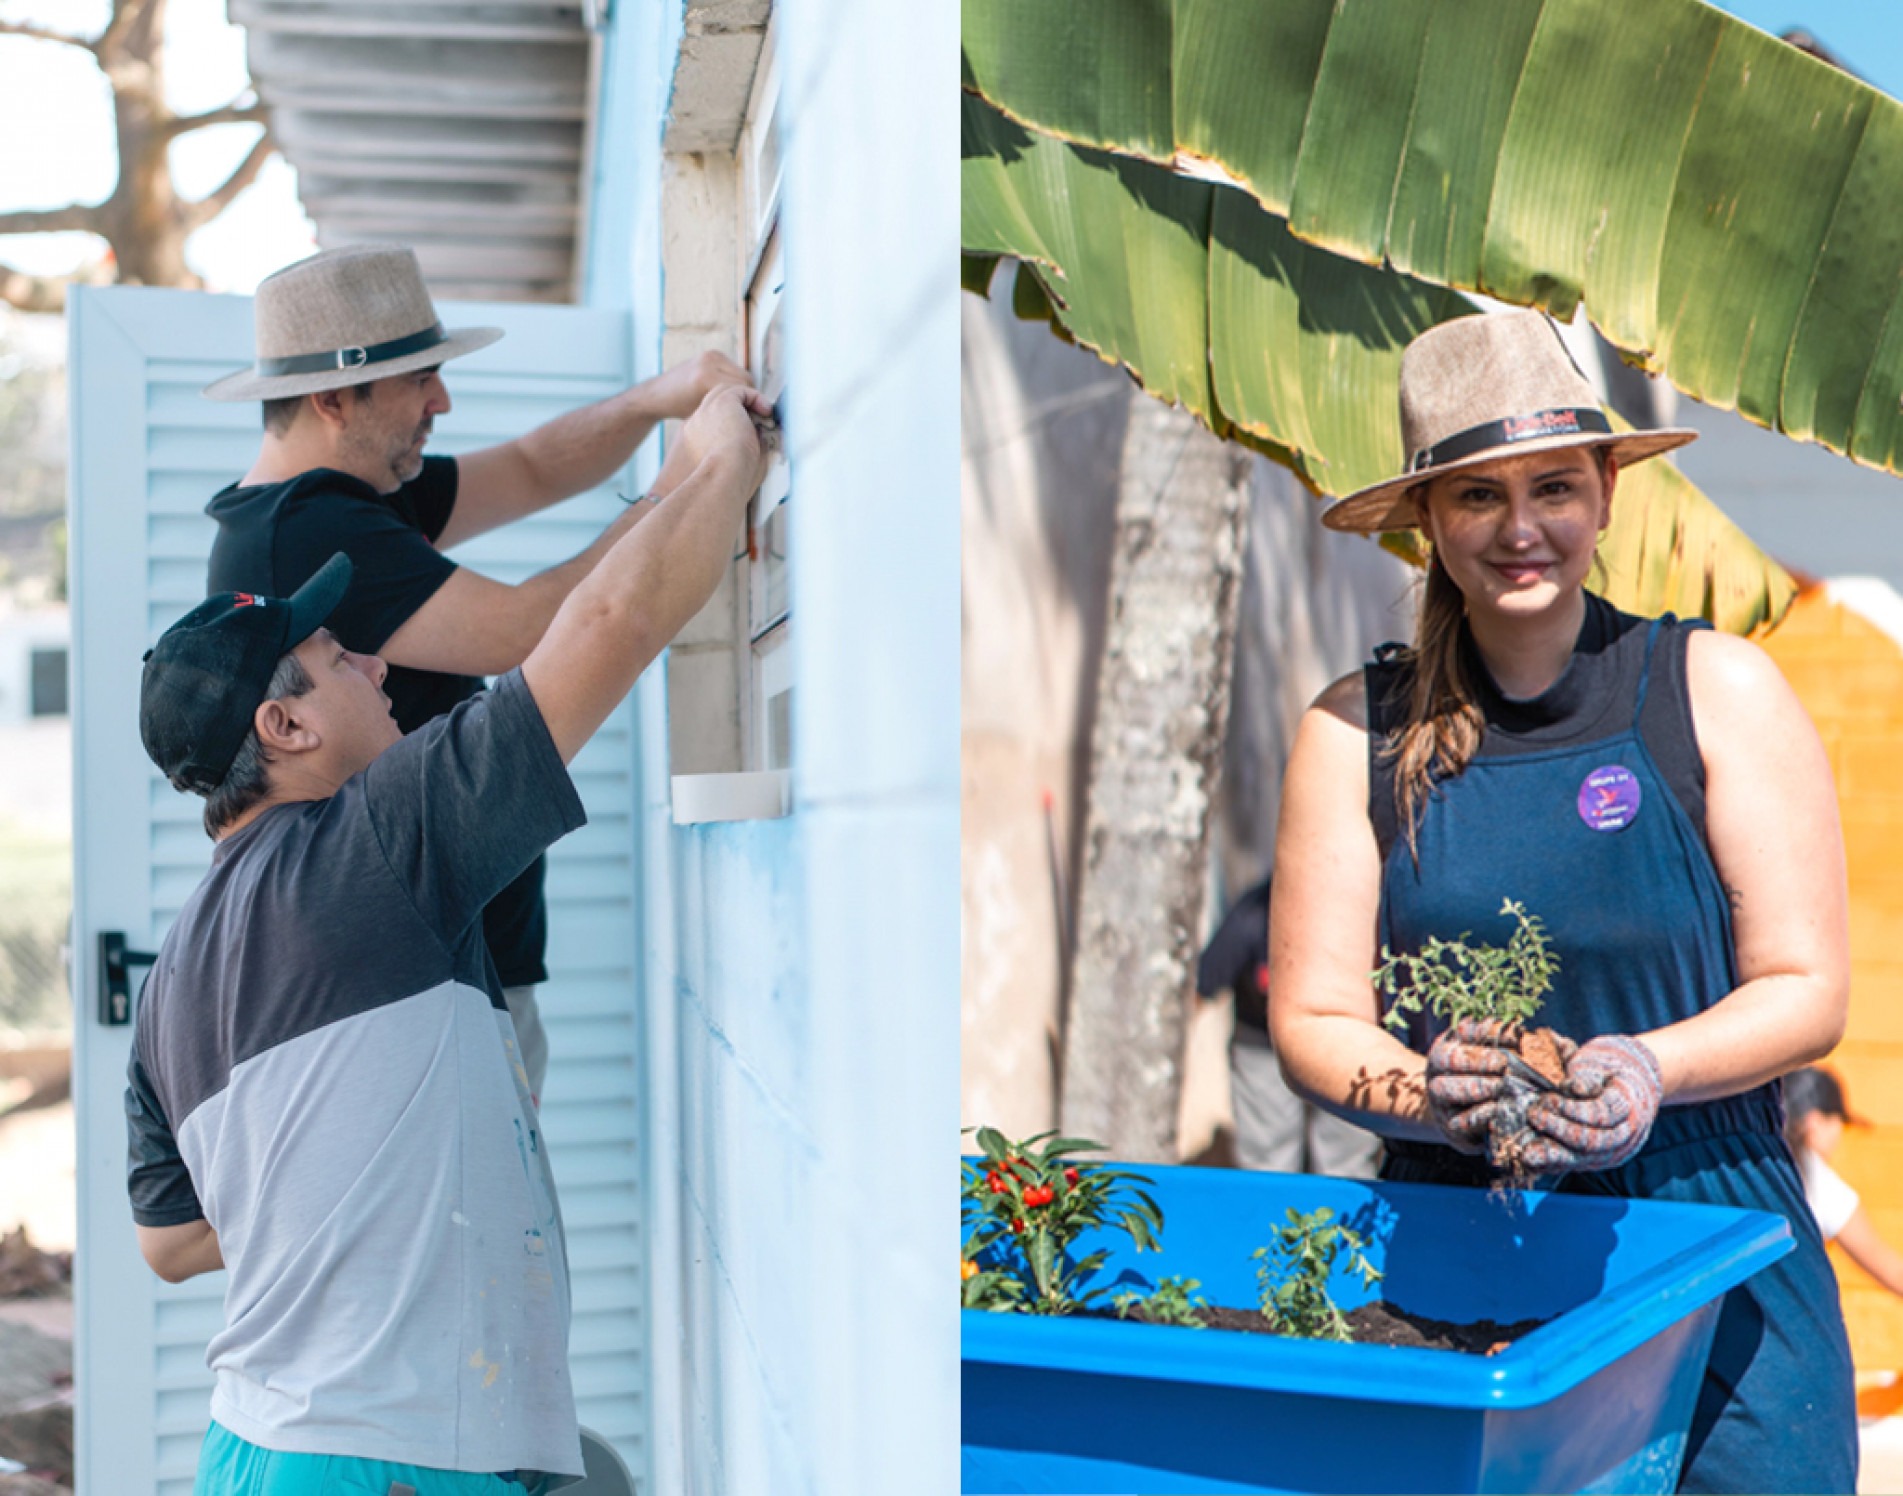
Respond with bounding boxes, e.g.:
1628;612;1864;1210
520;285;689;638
1504;409;1582;442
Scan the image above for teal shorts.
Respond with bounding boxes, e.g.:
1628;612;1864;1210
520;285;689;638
194;1421;545;1496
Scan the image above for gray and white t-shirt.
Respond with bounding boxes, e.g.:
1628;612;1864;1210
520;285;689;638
125;669;587;1483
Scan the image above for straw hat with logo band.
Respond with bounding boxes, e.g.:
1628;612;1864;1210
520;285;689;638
201;245;503;402
1320;309;1698;535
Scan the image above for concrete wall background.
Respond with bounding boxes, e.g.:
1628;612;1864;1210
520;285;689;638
585;1;956;1490
960;288;1122;1139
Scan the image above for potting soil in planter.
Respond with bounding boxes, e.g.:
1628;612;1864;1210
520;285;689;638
1121;1300;1547;1353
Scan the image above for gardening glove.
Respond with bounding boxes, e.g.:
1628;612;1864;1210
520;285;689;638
1522;1035;1663;1173
1423;1018;1517;1155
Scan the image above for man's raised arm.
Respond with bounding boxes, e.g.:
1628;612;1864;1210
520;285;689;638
441;349;752;550
520;383;770;763
379;402;748;677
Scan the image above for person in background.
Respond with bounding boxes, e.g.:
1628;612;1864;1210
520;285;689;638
1786;1065;1903;1296
1197;877;1377;1177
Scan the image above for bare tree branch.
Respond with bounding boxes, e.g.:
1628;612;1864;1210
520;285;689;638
0;21;99;52
185;131;277;230
162;97;268;141
0;257;111;314
0;205;105;237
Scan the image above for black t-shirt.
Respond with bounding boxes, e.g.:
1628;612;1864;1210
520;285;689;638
205;457;551;986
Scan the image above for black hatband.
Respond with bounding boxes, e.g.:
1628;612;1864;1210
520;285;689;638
257;322;449;378
1410;407;1611;474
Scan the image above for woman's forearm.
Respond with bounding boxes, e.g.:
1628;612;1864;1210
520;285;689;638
1273;1007;1442;1142
1640;972;1845;1106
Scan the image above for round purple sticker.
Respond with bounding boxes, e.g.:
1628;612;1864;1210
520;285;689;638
1578;764;1641;832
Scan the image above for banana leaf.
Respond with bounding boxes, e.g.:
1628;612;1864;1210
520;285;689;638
965;0;1903;461
964;90;1795;633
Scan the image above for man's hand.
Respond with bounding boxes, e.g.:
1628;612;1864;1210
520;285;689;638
522;380;776;764
674;383;773;498
642;350;754;421
1423;1018;1518;1155
450;350;760;549
1523;1035;1663;1173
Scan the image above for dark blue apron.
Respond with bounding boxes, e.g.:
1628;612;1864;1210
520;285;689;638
1377;621;1857;1494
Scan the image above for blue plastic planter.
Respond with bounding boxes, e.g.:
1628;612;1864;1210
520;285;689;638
963;1162;1793;1494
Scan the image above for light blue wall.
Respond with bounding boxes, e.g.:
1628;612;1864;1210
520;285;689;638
579;2;957;1492
776;0;958;1485
581;3;667;325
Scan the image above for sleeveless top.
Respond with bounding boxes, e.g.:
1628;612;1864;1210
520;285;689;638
1364;592;1776;1128
1367;591;1706;862
1361;594;1858;1494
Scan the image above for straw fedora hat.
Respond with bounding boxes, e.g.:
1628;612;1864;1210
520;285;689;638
202;245;503;401
1320;309;1697;534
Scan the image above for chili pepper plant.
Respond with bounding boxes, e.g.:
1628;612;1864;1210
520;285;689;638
961;1127;1163;1315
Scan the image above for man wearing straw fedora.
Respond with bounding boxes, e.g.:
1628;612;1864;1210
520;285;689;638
128;381;771;1493
202;244;752;1104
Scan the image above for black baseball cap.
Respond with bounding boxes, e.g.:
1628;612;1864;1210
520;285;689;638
140;553;353;793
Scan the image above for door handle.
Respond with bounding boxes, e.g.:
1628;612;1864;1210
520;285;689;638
97;931;157;1027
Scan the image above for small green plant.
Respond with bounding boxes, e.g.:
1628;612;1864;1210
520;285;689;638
1113;1274;1208;1328
960;1127;1163;1315
1253;1207;1383;1342
1374;898;1558;1034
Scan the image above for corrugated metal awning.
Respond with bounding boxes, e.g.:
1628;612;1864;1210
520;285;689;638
229;0;595;303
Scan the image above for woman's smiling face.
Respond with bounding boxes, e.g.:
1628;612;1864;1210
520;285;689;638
1415;446;1615;621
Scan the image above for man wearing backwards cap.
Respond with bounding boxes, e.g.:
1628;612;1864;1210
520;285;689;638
126;383;769;1494
202;242;757;1104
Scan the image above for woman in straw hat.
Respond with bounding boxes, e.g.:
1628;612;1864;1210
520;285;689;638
1269;309;1855;1491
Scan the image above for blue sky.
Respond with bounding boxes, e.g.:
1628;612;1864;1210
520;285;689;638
1708;1;1903;98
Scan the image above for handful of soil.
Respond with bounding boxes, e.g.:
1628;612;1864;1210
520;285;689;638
1483;1023;1574;1185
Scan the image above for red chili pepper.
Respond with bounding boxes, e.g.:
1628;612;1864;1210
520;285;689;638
1064;1168;1080;1185
1024;1184;1055;1207
986;1172;1008;1194
1010;1218;1026;1233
